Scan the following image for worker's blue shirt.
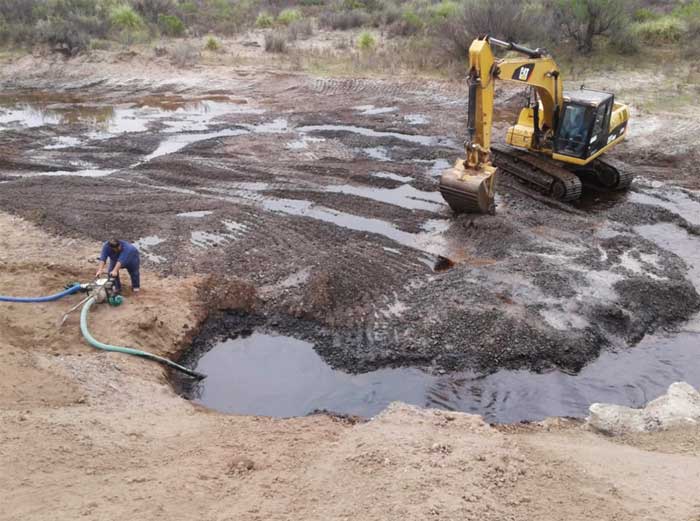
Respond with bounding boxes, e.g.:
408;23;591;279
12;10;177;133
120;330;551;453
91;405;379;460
99;240;140;268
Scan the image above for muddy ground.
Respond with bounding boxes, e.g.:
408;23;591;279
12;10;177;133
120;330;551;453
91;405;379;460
1;53;699;376
2;209;699;521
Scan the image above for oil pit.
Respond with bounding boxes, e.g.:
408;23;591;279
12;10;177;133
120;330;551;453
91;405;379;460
175;323;700;422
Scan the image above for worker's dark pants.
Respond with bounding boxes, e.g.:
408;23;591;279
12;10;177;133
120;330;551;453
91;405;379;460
108;253;140;292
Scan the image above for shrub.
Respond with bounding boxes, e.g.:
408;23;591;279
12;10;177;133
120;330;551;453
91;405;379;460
264;32;287;52
551;0;631;54
674;0;700;20
370;3;401;27
343;0;380;11
633;16;687;44
437;0;539;60
633;8;658;23
36;18;90;56
357;30;375;50
110;5;144;31
608;25;640;54
429;1;460;23
401;9;424;31
204;35;220;51
171;41;199;66
300;0;325;5
277;8;302;26
132;0;176;23
255;12;274;28
288;19;314;40
319;9;369;30
158;14;185;37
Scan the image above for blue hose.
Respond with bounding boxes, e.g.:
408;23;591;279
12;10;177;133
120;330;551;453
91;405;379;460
0;284;81;303
80;297;205;379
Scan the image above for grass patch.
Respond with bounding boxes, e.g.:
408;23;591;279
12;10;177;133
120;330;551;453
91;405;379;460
255;12;274;29
204;36;221;51
633;16;687;44
357;30;375;50
277;8;302;26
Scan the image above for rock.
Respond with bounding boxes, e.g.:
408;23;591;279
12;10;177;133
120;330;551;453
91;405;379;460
227;456;255;475
587;382;700;435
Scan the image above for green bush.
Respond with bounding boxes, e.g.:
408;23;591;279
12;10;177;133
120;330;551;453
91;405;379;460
357;30;375;50
255;12;274;28
429;1;460;22
674;0;700;20
204;35;220;51
401;9;423;31
633;8;659;23
633;16;687;44
343;0;380;11
158;14;185;37
132;0;176;23
277;8;302;26
110;5;144;31
608;26;640;55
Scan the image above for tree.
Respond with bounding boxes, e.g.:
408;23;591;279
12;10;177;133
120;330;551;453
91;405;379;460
552;0;630;54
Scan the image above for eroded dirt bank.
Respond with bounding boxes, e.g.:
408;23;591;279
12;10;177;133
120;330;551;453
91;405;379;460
1;56;699;375
2;212;700;521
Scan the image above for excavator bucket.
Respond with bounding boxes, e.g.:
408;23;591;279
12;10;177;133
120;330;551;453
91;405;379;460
439;160;496;214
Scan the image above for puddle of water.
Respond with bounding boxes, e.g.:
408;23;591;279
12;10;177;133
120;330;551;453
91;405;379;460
354;105;398;116
259;196;449;255
297;124;451;147
424;158;452;177
246;118;290;134
133;235;166;263
363;147;390;161
15;168;117;178
177;210;214;218
180;329;700;421
371;171;413;183
629;189;700;226
0;91;263;133
44;136;82;149
324;183;443;212
144;128;248;160
191;230;228;248
404;114;429;125
636;222;700;287
286;136;324;150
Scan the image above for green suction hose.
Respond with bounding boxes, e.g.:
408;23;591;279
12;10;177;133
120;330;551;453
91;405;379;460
80;297;205;379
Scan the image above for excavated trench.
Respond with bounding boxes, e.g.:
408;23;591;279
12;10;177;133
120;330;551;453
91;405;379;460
2;81;700;421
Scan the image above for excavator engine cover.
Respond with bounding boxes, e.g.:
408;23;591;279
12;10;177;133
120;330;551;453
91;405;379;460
439;160;495;214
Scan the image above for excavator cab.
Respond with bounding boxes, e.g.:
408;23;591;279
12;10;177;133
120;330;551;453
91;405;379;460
554;90;614;160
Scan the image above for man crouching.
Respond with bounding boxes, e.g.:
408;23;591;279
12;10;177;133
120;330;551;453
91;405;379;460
96;238;141;295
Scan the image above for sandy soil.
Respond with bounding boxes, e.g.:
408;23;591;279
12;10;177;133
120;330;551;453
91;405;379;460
1;211;699;520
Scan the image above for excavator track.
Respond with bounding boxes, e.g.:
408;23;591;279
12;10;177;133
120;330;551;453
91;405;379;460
491;144;583;202
576;156;634;191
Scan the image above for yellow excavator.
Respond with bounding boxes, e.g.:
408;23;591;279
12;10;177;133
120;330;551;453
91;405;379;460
439;36;632;214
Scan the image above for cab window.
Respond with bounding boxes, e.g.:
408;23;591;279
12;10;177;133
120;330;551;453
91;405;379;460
555;103;593;158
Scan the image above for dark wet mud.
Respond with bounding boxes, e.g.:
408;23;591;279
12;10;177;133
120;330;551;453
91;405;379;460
175;321;700;421
1;75;699;378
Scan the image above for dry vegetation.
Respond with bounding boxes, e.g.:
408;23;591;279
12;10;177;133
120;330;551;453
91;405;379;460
0;0;698;72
